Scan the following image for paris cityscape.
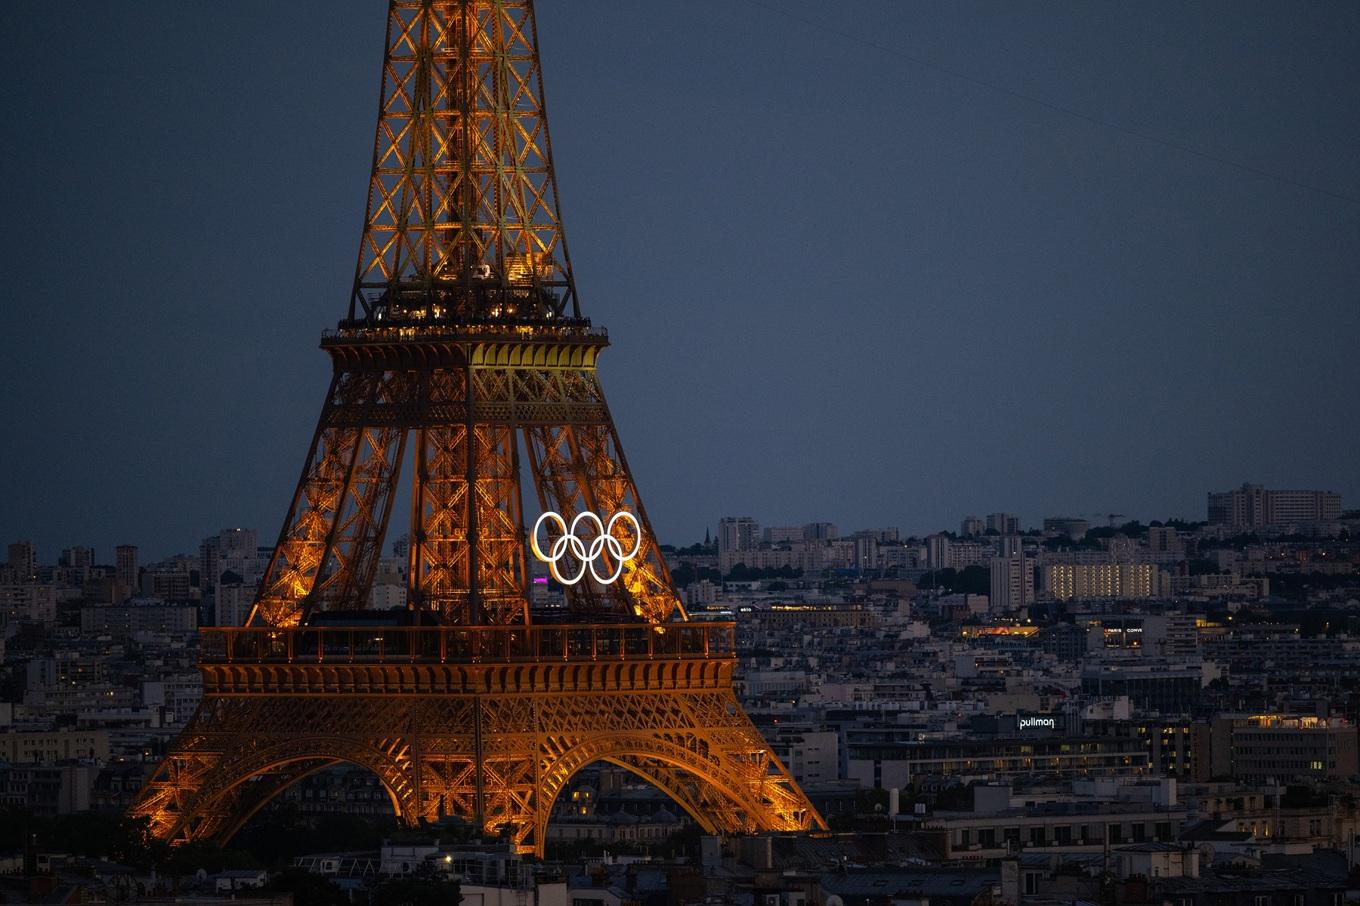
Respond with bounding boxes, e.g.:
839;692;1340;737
4;1;1359;905
4;490;1360;904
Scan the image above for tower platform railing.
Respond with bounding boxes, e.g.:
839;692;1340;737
199;622;734;666
319;321;607;343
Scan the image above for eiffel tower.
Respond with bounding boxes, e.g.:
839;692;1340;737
128;0;823;855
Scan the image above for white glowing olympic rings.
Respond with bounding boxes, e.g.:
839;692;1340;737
531;510;642;585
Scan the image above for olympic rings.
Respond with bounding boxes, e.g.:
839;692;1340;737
530;510;642;585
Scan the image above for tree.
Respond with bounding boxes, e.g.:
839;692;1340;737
161;839;259;879
670;564;721;587
957;565;989;596
724;563;802;581
262;868;350;906
232;806;395;868
369;862;462;906
916;566;988;596
1;811;175;871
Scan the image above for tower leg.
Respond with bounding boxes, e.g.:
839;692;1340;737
128;695;422;843
250;369;412;626
523;416;684;623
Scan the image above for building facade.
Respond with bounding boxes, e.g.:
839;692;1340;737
1207;483;1342;529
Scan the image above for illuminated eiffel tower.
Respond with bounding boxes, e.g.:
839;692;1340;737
128;0;823;855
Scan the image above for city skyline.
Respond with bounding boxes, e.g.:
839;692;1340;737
2;2;1359;899
3;2;1358;564
7;479;1347;570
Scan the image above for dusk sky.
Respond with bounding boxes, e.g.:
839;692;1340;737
2;1;1357;562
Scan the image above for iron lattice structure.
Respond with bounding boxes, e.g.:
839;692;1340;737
128;0;823;856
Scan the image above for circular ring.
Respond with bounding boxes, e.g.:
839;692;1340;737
606;511;643;561
529;509;642;586
531;511;568;563
533;511;586;585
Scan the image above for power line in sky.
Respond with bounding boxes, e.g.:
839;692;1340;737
739;0;1360;207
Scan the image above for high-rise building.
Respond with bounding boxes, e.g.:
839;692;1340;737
1042;517;1089;540
986;512;1020;535
1146;526;1184;559
946;541;991;570
1043;563;1164;601
6;541;37;580
989;555;1034;612
761;525;803;545
1206;483;1342;530
142;564;195;602
115;545;139;591
851;533;878;569
802;522;838;541
1199;715;1360;784
60;546;95;569
960;516;984;537
0;584;57;622
200;528;259;591
717;516;758;554
925;534;951;570
215;582;255;627
199;536;219;590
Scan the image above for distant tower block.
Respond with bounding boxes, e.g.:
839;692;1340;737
115;544;138;591
127;0;823;855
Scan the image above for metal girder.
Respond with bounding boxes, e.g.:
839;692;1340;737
522;412;686;623
249;372;377;627
352;0;577;323
408;419;528;625
246;345;680;628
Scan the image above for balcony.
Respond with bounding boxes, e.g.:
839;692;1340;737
199;622;735;666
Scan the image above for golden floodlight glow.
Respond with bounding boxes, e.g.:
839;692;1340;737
128;0;825;856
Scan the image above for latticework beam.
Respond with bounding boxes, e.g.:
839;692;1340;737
352;0;577;324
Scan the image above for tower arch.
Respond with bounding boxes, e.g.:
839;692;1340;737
134;739;417;845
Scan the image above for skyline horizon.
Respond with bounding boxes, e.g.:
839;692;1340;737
11;481;1346;567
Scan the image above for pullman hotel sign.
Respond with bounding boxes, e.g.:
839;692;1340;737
1009;713;1065;735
